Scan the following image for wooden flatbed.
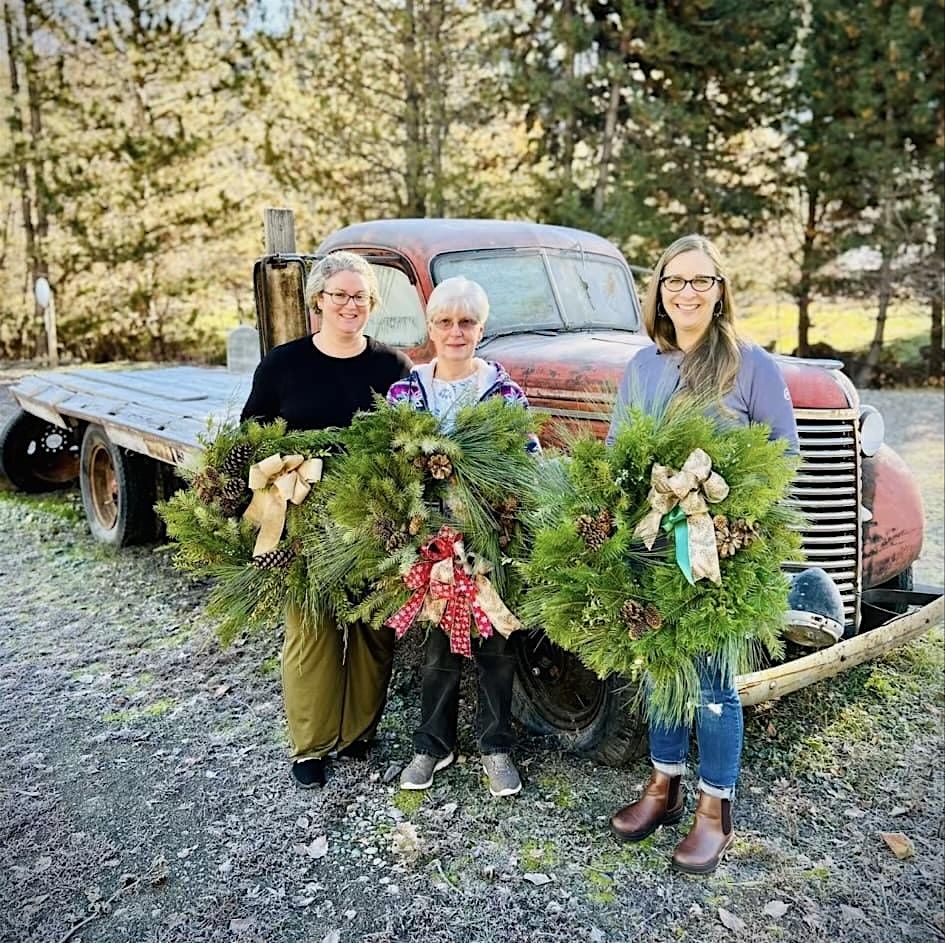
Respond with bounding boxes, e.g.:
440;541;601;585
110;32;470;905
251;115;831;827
11;365;252;467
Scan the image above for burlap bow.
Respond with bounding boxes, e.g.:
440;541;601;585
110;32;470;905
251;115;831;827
242;453;323;556
633;448;730;585
385;525;522;657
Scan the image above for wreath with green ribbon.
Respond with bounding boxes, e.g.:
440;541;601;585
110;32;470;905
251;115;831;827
521;398;802;728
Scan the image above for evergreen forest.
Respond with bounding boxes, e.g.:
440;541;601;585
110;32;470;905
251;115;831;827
1;0;942;385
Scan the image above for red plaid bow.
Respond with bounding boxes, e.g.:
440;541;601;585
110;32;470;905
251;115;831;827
385;525;493;657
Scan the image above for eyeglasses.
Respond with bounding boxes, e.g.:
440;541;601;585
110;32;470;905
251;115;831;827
322;289;370;307
429;316;481;333
659;275;723;293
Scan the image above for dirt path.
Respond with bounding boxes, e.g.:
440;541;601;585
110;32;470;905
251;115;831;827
0;371;943;943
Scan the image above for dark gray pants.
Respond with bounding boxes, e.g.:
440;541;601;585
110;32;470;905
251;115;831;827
413;628;516;758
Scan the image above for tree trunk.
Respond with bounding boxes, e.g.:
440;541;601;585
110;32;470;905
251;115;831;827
931;294;943;380
592;61;622;215
3;1;37;293
930;224;944;380
558;1;576;202
401;0;425;217
426;0;446;217
795;189;819;356
23;1;47;267
855;240;894;388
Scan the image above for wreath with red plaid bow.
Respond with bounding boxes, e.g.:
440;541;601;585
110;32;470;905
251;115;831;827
302;397;540;654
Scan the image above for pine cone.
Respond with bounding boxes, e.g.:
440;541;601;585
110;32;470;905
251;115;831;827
621;598;662;640
375;518;408;553
220;476;246;500
714;514;738;558
576;508;614;551
496;496;520;518
644;604;663;629
250;545;296;569
221;442;253;479
729;518;761;551
412;456;428;472
621;598;647;640
427;453;453;480
193;468;222;505
408;515;424;536
215;475;247;517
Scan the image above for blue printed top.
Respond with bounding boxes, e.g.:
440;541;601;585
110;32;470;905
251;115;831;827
387;359;541;454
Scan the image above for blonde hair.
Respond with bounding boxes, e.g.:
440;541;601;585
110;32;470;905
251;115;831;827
305;251;381;315
427;276;490;325
642;234;742;400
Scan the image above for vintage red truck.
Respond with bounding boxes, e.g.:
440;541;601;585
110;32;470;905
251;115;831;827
2;210;941;763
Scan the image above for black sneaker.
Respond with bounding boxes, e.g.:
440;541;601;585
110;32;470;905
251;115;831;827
290;757;327;789
336;740;372;761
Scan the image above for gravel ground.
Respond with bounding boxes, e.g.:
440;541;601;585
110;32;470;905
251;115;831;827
0;366;942;943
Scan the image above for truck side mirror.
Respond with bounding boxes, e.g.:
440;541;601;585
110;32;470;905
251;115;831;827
253;255;310;355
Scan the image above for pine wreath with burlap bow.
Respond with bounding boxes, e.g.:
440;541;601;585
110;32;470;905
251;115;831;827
158;419;338;642
522;398;802;728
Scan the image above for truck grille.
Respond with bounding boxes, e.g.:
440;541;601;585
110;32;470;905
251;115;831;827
785;412;861;628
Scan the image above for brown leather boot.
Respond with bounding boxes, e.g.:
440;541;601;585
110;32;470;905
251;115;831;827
670;791;734;874
610;769;684;842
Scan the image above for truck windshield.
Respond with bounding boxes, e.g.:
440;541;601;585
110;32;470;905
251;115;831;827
431;248;640;335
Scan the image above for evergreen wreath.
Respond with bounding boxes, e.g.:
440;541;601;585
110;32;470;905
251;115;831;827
521;397;802;728
159;420;338;642
302;397;540;638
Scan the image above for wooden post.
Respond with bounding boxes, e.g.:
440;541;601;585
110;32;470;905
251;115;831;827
45;292;58;368
264;207;297;254
257;208;308;355
34;276;58;367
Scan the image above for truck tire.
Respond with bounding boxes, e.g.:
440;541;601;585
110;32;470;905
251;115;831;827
0;410;80;492
510;629;648;767
79;425;156;547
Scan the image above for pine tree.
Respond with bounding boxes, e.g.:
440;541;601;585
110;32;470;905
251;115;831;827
504;0;800;256
782;0;943;371
1;0;265;361
248;0;532;230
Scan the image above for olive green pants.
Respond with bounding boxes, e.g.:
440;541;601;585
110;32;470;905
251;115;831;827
282;604;395;760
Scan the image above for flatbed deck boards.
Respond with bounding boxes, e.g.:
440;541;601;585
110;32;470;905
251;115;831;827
11;365;253;466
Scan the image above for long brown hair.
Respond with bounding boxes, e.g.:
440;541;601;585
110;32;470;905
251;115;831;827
642;234;742;400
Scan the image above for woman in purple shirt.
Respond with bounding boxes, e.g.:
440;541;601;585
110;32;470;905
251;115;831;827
608;234;798;875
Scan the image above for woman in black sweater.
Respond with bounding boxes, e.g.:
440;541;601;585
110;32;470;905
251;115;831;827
241;251;411;788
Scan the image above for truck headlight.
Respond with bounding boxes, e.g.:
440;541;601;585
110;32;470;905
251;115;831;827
859;404;885;457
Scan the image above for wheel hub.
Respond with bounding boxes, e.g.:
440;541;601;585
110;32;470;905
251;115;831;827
514;629;606;729
88;443;119;529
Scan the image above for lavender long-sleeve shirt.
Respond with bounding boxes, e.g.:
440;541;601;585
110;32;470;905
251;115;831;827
606;342;800;454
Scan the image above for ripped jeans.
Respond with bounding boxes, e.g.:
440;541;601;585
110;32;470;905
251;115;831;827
648;660;743;800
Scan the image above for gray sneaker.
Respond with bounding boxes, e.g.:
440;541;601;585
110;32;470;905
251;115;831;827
482;753;522;797
399;752;455;790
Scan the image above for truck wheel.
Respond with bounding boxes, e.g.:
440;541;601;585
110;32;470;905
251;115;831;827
860;565;915;631
0;410;79;492
79;425;156;547
511;629;648;767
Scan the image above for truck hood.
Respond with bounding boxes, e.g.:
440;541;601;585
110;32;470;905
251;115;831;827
476;331;855;413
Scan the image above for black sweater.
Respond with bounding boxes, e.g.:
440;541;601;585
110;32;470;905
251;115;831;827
240;335;412;431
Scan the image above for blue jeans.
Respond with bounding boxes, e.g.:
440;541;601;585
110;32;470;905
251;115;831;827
647;660;743;800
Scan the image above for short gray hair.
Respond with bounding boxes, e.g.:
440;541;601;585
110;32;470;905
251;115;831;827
305;251;381;314
427;276;489;324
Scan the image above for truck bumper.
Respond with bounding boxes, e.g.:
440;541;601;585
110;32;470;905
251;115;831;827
738;586;944;708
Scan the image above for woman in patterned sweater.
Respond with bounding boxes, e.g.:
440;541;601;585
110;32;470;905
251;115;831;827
387;276;539;798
